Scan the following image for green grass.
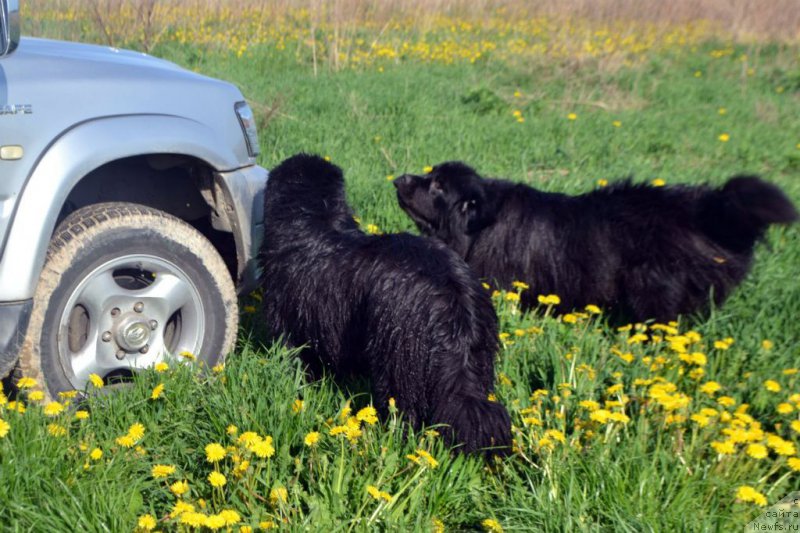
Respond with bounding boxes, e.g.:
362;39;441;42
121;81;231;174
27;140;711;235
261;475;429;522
2;28;800;532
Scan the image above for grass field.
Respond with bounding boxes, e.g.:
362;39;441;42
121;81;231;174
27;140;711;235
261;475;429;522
2;2;800;531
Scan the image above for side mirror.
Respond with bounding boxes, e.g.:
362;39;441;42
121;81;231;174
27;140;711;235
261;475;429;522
0;0;20;57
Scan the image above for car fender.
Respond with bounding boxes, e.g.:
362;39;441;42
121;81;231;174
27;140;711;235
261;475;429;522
0;113;244;301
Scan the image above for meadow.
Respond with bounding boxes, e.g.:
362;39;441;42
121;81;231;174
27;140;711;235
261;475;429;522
2;1;800;531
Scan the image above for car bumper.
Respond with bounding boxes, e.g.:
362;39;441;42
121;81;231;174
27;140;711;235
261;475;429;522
216;164;268;294
0;299;32;378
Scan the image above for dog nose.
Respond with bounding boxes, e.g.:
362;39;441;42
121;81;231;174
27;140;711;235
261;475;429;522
393;174;413;189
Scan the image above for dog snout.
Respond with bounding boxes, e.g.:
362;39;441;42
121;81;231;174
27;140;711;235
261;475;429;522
392;174;415;190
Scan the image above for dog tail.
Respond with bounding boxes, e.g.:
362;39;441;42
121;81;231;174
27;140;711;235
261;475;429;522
703;176;798;252
433;388;512;456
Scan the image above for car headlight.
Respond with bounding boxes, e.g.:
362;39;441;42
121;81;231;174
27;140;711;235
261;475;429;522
234;101;260;157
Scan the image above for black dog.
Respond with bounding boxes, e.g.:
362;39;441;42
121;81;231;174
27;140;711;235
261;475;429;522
395;162;798;323
259;154;511;454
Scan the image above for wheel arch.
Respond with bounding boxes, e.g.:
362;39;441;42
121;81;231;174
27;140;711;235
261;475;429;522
0;114;249;301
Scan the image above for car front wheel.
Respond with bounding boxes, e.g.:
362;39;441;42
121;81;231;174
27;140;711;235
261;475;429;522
19;202;238;399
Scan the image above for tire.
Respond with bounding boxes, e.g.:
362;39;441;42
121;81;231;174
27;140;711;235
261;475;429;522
18;202;238;400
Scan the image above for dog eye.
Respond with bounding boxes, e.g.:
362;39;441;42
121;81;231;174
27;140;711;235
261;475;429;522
430;181;443;195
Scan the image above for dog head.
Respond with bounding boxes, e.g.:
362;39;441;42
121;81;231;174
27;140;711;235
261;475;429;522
265;153;356;230
394;161;495;257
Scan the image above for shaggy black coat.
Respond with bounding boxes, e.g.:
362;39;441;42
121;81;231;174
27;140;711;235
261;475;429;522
259;154;511;454
394;161;798;323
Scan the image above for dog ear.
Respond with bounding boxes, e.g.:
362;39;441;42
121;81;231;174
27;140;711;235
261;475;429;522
462;192;495;234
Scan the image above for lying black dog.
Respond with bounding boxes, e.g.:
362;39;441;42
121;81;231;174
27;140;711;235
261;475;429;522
259;154;511;454
395;162;798;323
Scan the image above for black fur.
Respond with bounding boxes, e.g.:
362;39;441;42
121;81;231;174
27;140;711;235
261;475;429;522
259;154;511;454
395;161;798;322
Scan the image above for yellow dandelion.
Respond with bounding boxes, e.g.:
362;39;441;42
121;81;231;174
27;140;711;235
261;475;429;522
717;396;736;408
212;363;225;373
28;390;44;402
208;471;226;488
423;165;433;173
652;178;666;187
170;480;189;496
88;373;104;388
171;500;195;517
504;292;520;302
0;419;10;439
47;424;67;437
597;179;608;187
292;399;304;413
787;458;800;471
127;423;145;442
16;377;37;389
219;509;241;526
154;362;169;373
226;425;238;435
699;381;722;395
612;120;622;128
567;113;577;121
43;401;65;417
304;431;321;447
736;485;767;506
482;518;504;532
252;436;275;459
711;440;736;455
116;435;135;448
718;133;730;142
777;403;794;415
511;280;529;290
150;383;164;400
205;443;226;463
746;443;768;460
585;304;602;314
89;447;103;460
764;380;781;392
137;514;157;531
152;464;177;478
356;406;378;425
270;486;288;505
75;410;89;420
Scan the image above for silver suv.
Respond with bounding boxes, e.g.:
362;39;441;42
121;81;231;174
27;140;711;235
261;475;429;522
0;0;267;398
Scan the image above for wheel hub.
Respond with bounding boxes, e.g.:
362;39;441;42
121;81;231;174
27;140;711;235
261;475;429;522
114;314;153;352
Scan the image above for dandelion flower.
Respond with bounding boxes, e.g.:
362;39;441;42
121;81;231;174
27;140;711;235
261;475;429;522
356;406;378;425
292;399;304;413
423;165;433;173
205;443;226;463
304;431;321;447
699;381;722;395
511;280;529;290
88;373;104;388
777;403;794;415
597;179;608;187
252;436;275;458
152;464;176;478
711;440;736;455
612;120;622;128
116;435;135;448
787;458;800;471
43;401;65;417
746;443;768;459
170;480;189;496
718;133;730;142
226;425;238;435
154;362;169;373
28;390;44;402
482;518;504;532
764;380;781;392
585;304;601;314
127;423;145;442
47;424;67;437
651;178;666;187
208;471;226;488
150;384;164;400
219;509;241;526
0;419;9;438
137;514;157;531
270;486;288;505
567;113;577;121
17;377;37;389
736;485;767;506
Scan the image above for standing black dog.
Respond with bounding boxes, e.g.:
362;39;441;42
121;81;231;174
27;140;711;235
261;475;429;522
259;154;511;454
395;162;798;323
